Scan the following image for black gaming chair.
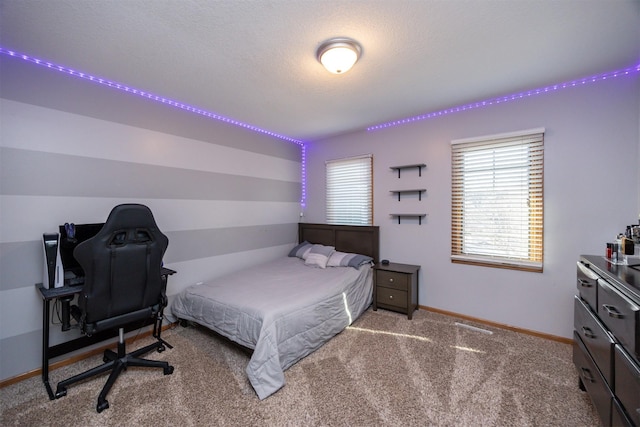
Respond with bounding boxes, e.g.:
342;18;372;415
55;204;174;412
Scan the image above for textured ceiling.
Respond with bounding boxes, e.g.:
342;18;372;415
1;0;639;142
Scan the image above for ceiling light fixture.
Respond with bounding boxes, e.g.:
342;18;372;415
316;38;361;75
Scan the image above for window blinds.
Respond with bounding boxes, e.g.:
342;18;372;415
326;154;373;225
451;129;544;271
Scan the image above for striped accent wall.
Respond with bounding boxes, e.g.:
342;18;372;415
0;57;302;381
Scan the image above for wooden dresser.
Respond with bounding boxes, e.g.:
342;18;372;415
574;255;640;426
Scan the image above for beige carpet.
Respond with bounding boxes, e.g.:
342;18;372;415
0;308;599;426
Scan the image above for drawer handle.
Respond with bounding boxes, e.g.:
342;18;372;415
580;367;595;383
602;304;624;319
389;295;393;299
578;279;593;288
581;327;596;339
388;278;394;283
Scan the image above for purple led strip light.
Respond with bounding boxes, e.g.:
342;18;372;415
300;144;307;207
6;47;635;208
0;47;304;145
368;64;640;132
0;46;308;206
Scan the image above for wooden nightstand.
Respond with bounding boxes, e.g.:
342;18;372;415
373;262;420;319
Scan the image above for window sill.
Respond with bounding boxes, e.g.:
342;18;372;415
451;254;543;273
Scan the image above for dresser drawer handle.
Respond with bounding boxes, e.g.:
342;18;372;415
389;295;393;299
602;304;624;319
581;327;596;339
578;279;593;288
580;367;595;383
388;278;394;283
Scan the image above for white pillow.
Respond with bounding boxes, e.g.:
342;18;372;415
304;244;335;268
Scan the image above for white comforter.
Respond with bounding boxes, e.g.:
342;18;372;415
170;257;373;399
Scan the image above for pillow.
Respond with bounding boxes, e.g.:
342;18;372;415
288;241;313;259
327;251;373;268
304;244;335;268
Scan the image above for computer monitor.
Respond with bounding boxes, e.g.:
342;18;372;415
58;223;104;285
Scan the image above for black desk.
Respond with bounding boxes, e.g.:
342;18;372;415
36;267;176;399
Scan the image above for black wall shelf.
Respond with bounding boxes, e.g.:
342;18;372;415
390;214;427;225
389;163;427;224
390;189;426;201
389;163;426;178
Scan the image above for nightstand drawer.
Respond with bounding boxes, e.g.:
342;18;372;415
376;270;409;291
376;287;408;309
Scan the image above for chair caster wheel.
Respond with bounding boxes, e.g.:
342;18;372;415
157;345;165;353
97;400;109;413
55;388;67;399
164;365;174;375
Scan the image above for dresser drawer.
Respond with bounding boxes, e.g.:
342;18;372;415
376;287;408;310
574;296;615;385
598;279;640;361
612;398;634;427
614;345;640;426
577;260;599;311
376;270;409;291
573;332;613;426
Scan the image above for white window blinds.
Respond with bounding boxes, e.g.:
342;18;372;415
451;129;544;272
326;154;373;225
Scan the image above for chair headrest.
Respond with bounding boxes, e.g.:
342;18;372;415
99;204;161;235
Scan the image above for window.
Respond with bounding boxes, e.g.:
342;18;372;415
451;129;544;272
326;154;373;225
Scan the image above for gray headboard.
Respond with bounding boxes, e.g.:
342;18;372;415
298;223;379;263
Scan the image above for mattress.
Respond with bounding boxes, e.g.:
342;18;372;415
170;256;373;399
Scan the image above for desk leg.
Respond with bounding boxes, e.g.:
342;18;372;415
41;298;54;400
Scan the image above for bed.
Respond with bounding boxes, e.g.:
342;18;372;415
170;223;380;399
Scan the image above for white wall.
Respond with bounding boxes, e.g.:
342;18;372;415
304;74;640;339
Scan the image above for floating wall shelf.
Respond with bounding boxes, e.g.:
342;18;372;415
389;163;426;178
389;162;427;225
389;214;427;225
390;189;426;201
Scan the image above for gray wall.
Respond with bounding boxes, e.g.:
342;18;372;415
304;74;640;339
0;57;302;381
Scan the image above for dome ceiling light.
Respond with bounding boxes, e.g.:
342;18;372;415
316;38;362;75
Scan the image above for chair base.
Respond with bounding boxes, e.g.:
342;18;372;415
55;329;174;413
